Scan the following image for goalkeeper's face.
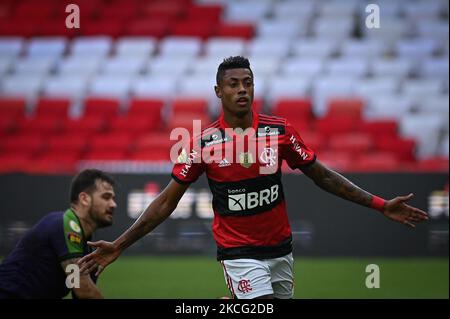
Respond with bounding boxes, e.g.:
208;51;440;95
88;180;116;228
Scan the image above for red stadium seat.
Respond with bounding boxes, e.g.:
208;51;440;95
358;119;399;139
47;134;88;153
216;23;254;39
125;19;170;38
62;116;107;134
415;157;449;172
83;97;120;119
0;97;26;119
109;116;158;134
316;116;357;137
0;153;32;173
327;98;364;119
1;134;46;155
315;151;353;171
129;149;171;161
127;98;164;121
298;132;325;153
272;98;312;120
18;116;63;135
167;112;211;132
170;20;215;39
81;20;125;37
352;153;400;172
135;132;174;152
374;136;416;162
142;2;186;20
328;133;373;154
0;116;18;136
26;151;80;174
34;98;71;118
89;133;133;152
185;4;222;23
82;149;127;160
171;98;209;114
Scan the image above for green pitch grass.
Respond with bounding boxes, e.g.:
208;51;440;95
97;256;448;299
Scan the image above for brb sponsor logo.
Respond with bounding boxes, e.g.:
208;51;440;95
228;185;279;211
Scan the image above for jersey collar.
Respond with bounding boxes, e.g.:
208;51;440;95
219;110;259;132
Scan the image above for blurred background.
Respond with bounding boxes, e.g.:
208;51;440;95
0;0;448;298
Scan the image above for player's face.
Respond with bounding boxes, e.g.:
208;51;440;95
88;180;116;228
215;68;254;117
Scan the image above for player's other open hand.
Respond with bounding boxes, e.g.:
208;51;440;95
382;193;429;228
78;240;120;276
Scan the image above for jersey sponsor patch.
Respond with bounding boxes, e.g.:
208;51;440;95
257;124;285;137
69;220;81;233
67;232;82;244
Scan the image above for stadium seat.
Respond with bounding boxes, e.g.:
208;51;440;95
171;98;209;114
47;134;88;153
70;36;112;58
247;37;291;59
147;55;192;77
266;76;311;102
56;55;103;77
25;37;67;58
89;132;133;152
83;97;121;119
1;74;44;99
371;58;414;78
82;149;128;160
100;56;146;76
272;98;312;120
400;114;445;159
42;75;88;99
328;133;373;155
0;37;24;58
159;36;203;57
326;98;364;119
131;75;178;99
291;39;338;58
216;23;255;39
18;116;63;135
358;119;399;139
256;19;305;39
279;58;324;78
325;58;369;77
352;153;400;172
204;38;246;58
62;116;107;135
114;36;157;57
374;136;416;162
34;100;69;122
0;97;26;119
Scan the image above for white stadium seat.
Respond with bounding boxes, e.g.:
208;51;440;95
114;37;157;58
131;76;178;99
159;37;202;58
70;36;112;58
26;37;67;58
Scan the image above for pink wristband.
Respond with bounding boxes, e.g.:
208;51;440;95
371;195;386;212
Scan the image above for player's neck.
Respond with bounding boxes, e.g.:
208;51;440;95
71;207;97;238
223;110;253;130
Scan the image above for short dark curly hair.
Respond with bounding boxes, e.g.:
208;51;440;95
216;56;253;85
70;169;115;204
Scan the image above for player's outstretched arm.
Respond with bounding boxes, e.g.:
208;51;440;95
300;160;428;227
78;179;189;275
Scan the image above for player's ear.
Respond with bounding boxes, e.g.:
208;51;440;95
214;85;222;98
79;192;92;207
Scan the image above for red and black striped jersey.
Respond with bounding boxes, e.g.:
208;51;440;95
172;111;316;260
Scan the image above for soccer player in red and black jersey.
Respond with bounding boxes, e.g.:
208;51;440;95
79;56;428;299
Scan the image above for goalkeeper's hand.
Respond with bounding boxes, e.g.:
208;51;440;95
78;240;120;276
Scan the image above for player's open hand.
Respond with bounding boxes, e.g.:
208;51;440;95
382;193;429;228
78;240;120;276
